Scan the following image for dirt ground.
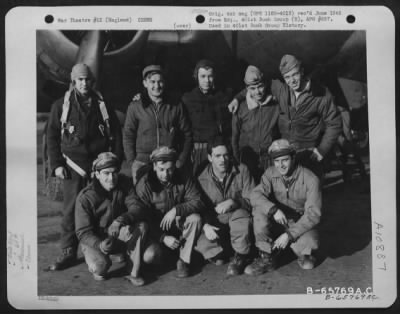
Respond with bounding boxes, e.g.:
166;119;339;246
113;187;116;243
36;121;372;296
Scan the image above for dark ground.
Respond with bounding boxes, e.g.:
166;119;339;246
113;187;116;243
36;121;372;296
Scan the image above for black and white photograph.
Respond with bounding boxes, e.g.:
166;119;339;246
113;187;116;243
5;5;396;309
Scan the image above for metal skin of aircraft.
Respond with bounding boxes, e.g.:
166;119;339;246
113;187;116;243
37;29;367;114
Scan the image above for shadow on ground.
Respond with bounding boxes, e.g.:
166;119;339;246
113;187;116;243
319;175;371;260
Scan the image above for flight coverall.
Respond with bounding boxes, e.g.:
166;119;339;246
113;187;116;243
250;165;321;257
196;163;255;259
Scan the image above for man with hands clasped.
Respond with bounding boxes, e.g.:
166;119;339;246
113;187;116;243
245;139;322;276
195;136;255;276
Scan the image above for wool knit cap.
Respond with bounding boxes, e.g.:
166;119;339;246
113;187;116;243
70;63;94;81
279;54;301;75
244;65;264;85
268;139;295;159
193;59;215;77
150;146;177;163
92;152;120;172
142;65;163;79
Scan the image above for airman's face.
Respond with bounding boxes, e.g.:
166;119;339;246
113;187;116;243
283;66;304;92
273;155;294;177
143;73;164;99
197;68;215;93
153;161;175;184
95;167;119;191
73;76;93;96
208;145;230;174
247;82;266;101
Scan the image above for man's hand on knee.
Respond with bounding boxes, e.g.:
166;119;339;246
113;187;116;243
273;209;288;226
99;237;116;255
203;223;219;241
272;233;290;250
163;235;180;250
160;207;177;231
108;220;122;238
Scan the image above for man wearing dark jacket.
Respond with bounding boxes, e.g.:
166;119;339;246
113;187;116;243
75;152;160;286
123;65;193;184
195;136;255;276
231;65;280;182
47;63;123;270
228;55;342;179
125;146;204;278
181;59;232;175
245;139;321;276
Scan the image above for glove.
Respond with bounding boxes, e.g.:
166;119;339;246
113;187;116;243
99;237;115;255
108;220;122;237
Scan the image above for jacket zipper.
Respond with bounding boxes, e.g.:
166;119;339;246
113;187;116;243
151;104;161;147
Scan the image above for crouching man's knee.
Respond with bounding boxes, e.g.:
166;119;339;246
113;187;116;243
120;222;149;243
88;259;111;277
143;242;163;264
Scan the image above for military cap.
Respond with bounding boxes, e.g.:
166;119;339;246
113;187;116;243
150;146;177;163
268;139;295;159
71;63;94;81
142;65;163;79
92;152;120;172
244;65;264;85
279;54;301;75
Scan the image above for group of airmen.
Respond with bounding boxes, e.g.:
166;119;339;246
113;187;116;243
46;54;348;286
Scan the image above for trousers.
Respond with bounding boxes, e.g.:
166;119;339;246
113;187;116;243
81;223;161;277
196;209;251;259
253;208;319;256
60;166;88;250
151;213;202;264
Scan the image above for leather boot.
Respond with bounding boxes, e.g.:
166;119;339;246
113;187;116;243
244;250;276;276
48;247;77;271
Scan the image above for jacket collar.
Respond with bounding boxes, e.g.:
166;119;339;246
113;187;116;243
146;169;183;191
290;78;328;98
92;177;114;199
246;92;274;111
200;162;240;182
195;86;216;97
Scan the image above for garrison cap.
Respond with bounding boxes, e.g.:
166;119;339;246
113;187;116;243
142;65;163;79
92;152;120;172
244;65;264;85
71;63;94;81
150;146;177;163
279;54;301;75
268;139;295;159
